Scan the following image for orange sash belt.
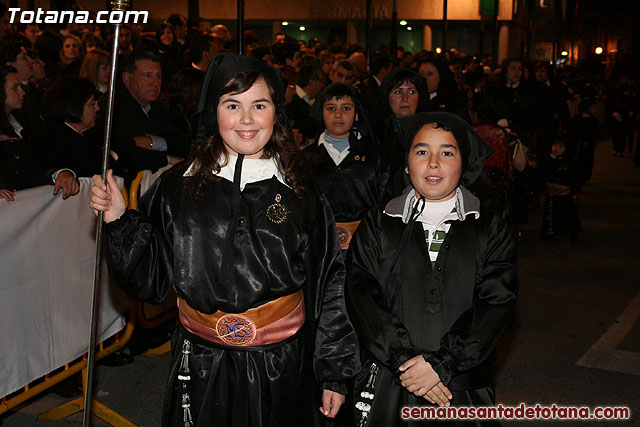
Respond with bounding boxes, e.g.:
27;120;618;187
178;290;305;347
336;220;361;250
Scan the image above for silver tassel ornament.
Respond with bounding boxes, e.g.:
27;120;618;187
356;362;378;427
178;339;194;427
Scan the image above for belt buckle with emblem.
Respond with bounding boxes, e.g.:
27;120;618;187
336;225;353;250
216;314;256;345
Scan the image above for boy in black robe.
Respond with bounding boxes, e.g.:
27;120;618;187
298;82;389;250
347;112;518;426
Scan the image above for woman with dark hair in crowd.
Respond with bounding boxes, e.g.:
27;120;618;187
33;75;102;179
79;49;110;94
163;67;204;142
155;22;180;86
374;68;429;199
376;68;429;123
418;58;471;123
1;67;78;201
89;53;359;426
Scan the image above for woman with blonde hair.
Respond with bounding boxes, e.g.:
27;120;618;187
318;50;335;85
59;34;83;75
60;34;82;65
79;49;110;93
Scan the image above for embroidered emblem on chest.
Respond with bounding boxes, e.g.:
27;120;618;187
215;314;256;345
266;193;290;224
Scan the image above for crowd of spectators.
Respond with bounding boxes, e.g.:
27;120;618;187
1;2;638;240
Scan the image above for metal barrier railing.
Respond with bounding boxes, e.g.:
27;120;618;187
1;184;139;426
1;294;137;426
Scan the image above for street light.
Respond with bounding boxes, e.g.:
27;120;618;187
561;50;568;56
400;20;407;26
299;26;306;31
407;26;412;31
435;47;442;54
595;46;603;54
282;21;289;26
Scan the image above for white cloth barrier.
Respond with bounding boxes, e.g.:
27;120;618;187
0;178;127;398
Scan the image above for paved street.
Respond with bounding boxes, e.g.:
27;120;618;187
2;141;639;426
496;141;640;426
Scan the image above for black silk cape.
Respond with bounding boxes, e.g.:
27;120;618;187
346;190;517;426
105;162;359;426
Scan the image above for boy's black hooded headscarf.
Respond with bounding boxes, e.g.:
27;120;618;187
400;112;494;188
190;52;284;154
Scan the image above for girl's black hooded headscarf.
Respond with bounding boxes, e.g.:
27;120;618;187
190;52;285;154
400;112;494;188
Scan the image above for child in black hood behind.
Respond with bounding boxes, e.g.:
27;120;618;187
540;136;582;242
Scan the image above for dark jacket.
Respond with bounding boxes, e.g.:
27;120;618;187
425;87;471;124
0;125;47;191
478;79;534;134
297;129;389;223
32;120;102;178
105;88;189;182
285;94;315;141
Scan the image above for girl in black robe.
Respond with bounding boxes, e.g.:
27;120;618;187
90;53;359;426
346;112;518;426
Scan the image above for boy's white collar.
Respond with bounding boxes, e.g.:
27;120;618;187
384;186;480;224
